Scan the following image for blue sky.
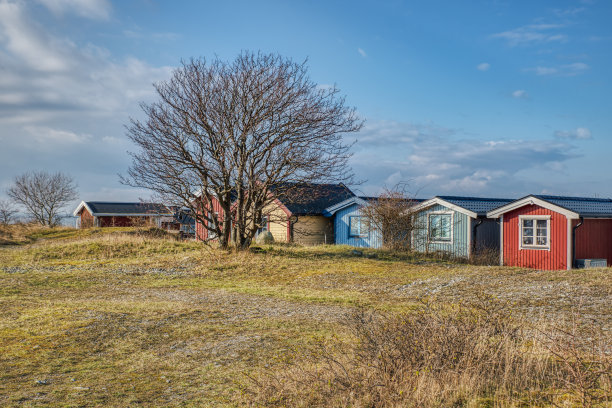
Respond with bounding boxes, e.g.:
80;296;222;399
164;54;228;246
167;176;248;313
0;0;611;206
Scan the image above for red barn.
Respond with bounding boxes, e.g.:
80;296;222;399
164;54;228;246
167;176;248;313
487;195;612;270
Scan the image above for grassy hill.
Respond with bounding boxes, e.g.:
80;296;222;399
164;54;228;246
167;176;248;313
0;226;609;406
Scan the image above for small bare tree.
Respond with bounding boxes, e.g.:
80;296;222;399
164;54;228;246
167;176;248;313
361;186;423;250
0;199;18;225
123;52;362;249
7;171;78;227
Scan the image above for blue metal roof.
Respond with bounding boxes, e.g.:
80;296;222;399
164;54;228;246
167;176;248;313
533;195;612;218
437;196;513;216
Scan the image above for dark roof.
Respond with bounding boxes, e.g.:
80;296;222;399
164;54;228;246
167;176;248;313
533;195;612;218
275;183;355;215
359;196;426;204
437;196;513;216
85;202;172;215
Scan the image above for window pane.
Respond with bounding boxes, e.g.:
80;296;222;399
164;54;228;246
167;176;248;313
536;228;546;236
536;220;547;228
349;217;359;236
440;215;451;239
523;236;533;245
429;215;440;238
523;219;533;228
537;236;547;245
523;228;533;237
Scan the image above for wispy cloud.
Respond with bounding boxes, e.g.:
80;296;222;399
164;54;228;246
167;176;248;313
511;89;529;99
35;0;112;20
554;127;592;140
492;24;567;46
525;62;589;76
477;62;490;71
552;7;586;17
351;121;579;196
357;48;367;58
24;126;92;144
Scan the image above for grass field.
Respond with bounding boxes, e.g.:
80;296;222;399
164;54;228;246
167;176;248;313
0;225;610;407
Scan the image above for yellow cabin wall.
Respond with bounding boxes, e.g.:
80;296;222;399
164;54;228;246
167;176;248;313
293;215;333;246
264;204;289;242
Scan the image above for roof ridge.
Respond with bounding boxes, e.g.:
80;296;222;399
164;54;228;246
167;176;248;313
534;194;612;202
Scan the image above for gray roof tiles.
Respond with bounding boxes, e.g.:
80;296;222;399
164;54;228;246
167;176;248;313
436;196;513;216
85;202;172;215
532;195;612;218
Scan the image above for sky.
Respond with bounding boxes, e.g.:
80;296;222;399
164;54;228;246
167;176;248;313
1;0;611;209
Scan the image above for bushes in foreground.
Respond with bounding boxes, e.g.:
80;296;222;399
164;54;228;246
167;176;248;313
243;297;611;407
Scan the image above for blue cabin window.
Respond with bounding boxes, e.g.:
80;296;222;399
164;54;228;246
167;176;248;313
428;213;452;242
349;216;369;237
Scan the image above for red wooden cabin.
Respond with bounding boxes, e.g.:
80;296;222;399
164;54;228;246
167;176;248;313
73;201;173;228
487;195;612;270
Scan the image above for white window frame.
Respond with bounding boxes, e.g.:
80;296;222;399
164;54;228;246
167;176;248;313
427;211;453;244
519;215;551;251
349;216;369;237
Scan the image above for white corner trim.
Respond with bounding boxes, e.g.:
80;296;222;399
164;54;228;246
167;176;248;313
566;216;572;270
73;201;93;217
412;197;477;219
499;215;504;266
487;195;579;219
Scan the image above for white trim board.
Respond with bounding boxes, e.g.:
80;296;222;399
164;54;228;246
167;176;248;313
487;195;579;219
323;196;368;216
411;197;477;219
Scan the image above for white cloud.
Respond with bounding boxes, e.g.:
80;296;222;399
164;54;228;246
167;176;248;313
492;24;567;46
0;1;173;200
350;121;579;196
552;7;586;17
35;0;111;20
511;89;529;99
554;127;592;140
477;62;490;71
23;126;92;144
357;48;367;57
525;62;589;76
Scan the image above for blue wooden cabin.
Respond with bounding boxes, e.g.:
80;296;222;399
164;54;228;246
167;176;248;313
324;196;383;248
411;196;512;258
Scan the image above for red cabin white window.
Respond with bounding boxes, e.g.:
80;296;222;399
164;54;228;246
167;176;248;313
519;215;550;250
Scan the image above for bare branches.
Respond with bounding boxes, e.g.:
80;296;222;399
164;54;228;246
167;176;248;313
123;51;363;249
0;199;18;225
361;186;422;250
7;171;78;227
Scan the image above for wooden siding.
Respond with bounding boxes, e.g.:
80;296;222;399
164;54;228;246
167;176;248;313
79;208;94;228
473;218;501;253
502;204;568;270
266;204;289;242
573;218;612;266
334;203;382;248
293;215;333;245
195;197;226;241
412;204;471;258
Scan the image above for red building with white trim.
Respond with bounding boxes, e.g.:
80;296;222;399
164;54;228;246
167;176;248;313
487;195;612;270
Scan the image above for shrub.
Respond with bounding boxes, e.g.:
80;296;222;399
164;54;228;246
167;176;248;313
243;297;611;407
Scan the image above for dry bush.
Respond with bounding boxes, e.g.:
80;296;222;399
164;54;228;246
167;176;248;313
470;244;500;266
243;296;611;407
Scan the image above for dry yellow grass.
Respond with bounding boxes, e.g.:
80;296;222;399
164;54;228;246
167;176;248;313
0;225;610;406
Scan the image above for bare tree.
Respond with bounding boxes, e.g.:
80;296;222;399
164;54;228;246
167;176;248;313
123;52;362;249
0;199;18;225
7;171;78;227
361;186;423;250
